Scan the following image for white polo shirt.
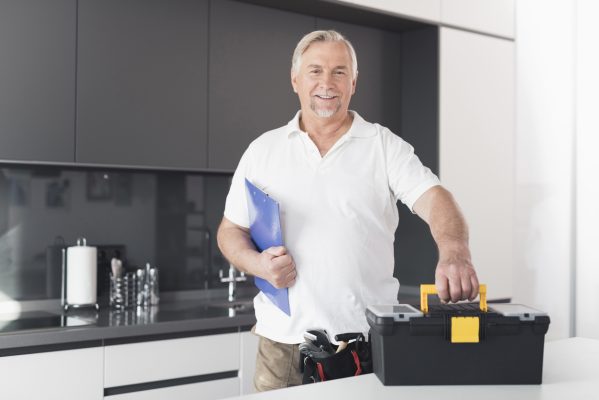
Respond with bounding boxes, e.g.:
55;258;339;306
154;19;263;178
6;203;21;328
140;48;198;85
224;111;440;344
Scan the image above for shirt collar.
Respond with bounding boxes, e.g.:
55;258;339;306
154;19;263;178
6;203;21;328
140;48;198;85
285;110;377;138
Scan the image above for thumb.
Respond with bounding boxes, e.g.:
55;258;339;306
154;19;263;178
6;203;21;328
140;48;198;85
264;246;286;257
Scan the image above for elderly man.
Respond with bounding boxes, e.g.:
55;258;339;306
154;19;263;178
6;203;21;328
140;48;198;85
217;30;479;392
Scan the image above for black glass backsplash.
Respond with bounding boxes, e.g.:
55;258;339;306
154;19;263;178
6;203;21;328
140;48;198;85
0;163;236;301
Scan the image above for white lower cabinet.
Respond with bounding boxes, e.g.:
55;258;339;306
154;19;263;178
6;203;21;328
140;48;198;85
0;330;255;400
0;346;104;400
106;377;240;400
104;332;241;400
239;330;259;395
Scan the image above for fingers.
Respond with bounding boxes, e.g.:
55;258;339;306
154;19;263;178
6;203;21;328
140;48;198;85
261;247;297;289
469;274;480;301
264;246;287;257
435;275;450;304
435;262;479;303
460;274;472;302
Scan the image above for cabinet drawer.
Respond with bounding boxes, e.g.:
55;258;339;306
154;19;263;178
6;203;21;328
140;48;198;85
106;377;240;400
0;346;103;400
104;333;240;387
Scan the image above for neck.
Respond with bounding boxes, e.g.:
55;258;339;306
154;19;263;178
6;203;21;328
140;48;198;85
298;110;354;156
299;110;352;140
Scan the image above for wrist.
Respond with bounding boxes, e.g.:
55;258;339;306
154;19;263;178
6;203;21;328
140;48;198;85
437;240;471;259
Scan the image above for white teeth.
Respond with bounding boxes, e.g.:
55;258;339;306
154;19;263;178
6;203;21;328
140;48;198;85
317;95;335;99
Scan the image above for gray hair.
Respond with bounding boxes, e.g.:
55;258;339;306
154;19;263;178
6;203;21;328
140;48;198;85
291;30;358;77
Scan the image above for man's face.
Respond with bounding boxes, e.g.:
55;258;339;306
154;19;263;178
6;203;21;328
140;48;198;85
291;41;357;119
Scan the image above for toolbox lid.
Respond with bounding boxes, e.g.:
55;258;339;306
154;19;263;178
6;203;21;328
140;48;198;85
366;304;423;321
490;303;548;321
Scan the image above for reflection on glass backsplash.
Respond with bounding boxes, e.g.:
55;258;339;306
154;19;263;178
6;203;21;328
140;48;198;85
0;164;234;301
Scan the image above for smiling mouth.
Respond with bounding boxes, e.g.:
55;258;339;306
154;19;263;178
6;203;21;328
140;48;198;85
315;94;338;100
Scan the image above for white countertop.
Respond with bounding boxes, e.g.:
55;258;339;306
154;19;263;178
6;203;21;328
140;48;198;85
225;337;599;400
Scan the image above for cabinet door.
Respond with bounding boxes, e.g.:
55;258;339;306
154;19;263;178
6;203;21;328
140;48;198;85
76;0;209;169
239;330;259;395
0;0;76;162
0;346;103;400
104;333;240;388
331;0;440;23
439;28;514;300
208;0;315;171
441;0;515;38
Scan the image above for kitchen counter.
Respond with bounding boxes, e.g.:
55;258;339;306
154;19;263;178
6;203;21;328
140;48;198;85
222;337;599;400
0;289;508;356
0;294;257;355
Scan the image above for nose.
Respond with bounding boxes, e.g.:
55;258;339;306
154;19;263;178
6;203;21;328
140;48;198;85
318;72;335;88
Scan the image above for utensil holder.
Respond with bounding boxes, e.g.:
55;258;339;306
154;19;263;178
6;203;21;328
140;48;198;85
109;273;135;309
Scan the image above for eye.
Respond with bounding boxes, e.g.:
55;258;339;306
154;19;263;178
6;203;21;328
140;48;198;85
334;70;346;76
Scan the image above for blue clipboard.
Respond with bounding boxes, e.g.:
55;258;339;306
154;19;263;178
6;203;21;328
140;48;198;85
245;178;291;316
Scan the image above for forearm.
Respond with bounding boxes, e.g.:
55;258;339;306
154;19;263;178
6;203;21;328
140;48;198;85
420;187;470;257
216;222;264;279
217;218;297;288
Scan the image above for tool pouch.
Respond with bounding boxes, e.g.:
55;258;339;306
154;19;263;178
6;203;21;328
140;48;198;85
300;332;372;384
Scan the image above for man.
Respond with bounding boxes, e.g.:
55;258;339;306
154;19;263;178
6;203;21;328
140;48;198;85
217;30;479;392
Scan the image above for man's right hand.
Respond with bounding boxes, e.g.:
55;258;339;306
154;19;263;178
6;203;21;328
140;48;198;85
258;246;297;289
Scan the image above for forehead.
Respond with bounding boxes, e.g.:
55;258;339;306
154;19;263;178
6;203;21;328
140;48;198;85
301;41;352;67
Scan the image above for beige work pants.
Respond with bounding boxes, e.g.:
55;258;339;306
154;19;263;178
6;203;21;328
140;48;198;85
252;326;303;392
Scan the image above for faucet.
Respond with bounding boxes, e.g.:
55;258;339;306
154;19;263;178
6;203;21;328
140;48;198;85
219;264;247;302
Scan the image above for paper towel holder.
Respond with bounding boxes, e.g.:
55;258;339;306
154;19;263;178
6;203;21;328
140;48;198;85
61;237;99;312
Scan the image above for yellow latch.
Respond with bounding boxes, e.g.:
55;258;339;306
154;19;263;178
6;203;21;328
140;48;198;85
420;284;488;313
451;317;480;343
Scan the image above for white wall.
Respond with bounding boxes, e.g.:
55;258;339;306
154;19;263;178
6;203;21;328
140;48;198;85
575;0;599;339
514;0;576;340
516;0;599;341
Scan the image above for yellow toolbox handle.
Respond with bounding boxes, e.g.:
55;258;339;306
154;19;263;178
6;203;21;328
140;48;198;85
420;284;487;313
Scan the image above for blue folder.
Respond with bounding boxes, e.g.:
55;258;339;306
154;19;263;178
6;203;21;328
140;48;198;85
245;178;291;316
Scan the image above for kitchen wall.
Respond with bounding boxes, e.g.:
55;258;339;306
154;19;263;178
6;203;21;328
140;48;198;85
0;164;234;305
0;0;443;306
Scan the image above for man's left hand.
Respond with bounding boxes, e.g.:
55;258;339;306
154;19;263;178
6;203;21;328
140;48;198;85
434;244;479;303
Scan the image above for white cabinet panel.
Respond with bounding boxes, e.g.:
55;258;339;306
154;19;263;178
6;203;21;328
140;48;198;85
0;347;103;400
441;0;514;38
239;331;259;395
331;0;440;22
575;0;599;340
108;377;240;400
104;333;240;387
440;27;515;300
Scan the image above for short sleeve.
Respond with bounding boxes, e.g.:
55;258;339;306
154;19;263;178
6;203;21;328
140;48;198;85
384;129;441;213
223;145;253;228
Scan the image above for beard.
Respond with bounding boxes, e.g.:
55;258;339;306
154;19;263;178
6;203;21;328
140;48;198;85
310;96;341;118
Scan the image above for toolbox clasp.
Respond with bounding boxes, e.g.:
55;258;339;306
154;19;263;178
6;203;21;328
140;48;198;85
451;317;480;343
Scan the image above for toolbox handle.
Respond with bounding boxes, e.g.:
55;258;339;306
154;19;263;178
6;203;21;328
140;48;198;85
420;284;487;313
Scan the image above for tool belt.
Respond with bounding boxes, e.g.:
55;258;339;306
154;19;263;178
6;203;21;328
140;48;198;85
300;331;372;384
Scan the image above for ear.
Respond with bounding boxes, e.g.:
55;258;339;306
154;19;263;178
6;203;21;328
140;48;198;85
291;69;298;93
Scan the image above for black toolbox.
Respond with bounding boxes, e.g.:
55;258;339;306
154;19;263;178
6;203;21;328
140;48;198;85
366;284;550;385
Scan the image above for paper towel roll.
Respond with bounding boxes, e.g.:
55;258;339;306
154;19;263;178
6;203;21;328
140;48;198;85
66;242;97;305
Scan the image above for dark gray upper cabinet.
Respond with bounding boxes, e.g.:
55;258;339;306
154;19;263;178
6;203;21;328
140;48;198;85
208;0;315;171
76;0;209;169
0;0;76;162
316;18;402;134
